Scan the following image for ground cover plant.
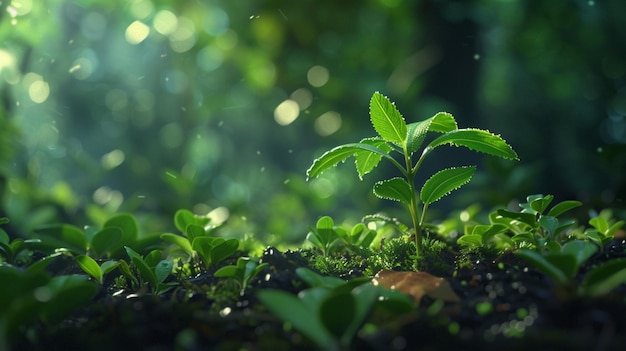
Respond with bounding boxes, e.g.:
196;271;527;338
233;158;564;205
1;93;626;351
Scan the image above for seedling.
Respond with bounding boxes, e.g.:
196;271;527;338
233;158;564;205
307;92;518;259
123;246;176;295
458;194;583;251
161;223;239;271
214;256;268;295
307;216;378;257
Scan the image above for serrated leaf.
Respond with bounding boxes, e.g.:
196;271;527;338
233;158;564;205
427;129;519;160
373;178;413;206
406;112;458;153
420;166;475;205
306;143;395;180
355;138;392;179
369;92;407;145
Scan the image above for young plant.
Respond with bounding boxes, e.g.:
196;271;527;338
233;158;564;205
307;92;518;258
457;194;583;251
306;216;345;256
214;257;268;295
161;223;239;271
123;246;176;295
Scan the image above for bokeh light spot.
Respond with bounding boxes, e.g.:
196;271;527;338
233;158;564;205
290;88;313;110
101;149;125;170
274;99;300;126
69;57;95;80
169;17;197;53
314;111;342;136
129;0;154;19
125;20;150;45
28;79;50;104
153;10;178;36
307;65;330;87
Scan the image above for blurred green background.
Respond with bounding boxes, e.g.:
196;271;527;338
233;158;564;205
1;0;625;243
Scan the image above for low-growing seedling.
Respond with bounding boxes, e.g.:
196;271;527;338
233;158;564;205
307;92;518;260
584;210;625;248
307;216;379;257
123;246;176;295
214;256;268;295
1;217;44;265
458;194;582;251
161;223;239;271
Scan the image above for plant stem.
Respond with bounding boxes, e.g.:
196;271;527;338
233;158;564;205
404;148;422;260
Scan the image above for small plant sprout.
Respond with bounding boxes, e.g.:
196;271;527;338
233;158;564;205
307;92;518;259
214;257;268;295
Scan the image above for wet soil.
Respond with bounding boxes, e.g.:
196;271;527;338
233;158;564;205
14;239;626;351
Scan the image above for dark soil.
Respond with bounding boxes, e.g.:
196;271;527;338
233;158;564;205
13;239;626;351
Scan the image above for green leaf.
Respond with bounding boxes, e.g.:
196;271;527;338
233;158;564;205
560;240;597;268
90;227;123;258
544;253;578;279
160;233;193;256
174;209;211;234
209;238;239;266
427;129;519;160
306;143;395;180
406;112;457;153
124;246;157;288
100;260;120;275
257;290;335;349
75;255;103;284
515;249;568;284
186;224;206;242
104;214;138;247
530;195;554;214
369;92;407;145
373;178;413;206
496;209;537;226
420;166;475;205
583;258;626;296
214;265;239;278
547;200;582;217
297;267;345;289
457;234;482;247
320;291;355;340
538;216;559;238
154;260;173;284
355;138;392;179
